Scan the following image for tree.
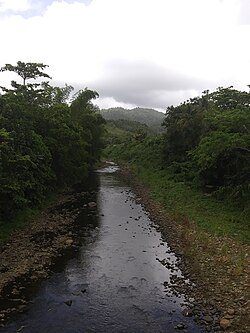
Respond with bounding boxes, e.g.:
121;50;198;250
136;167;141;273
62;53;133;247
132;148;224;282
161;86;250;204
70;89;106;166
0;61;51;87
162;98;205;163
0;61;105;221
40;82;74;106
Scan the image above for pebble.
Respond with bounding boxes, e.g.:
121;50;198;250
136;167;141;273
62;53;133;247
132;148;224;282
203;315;213;323
227;308;235;316
175;323;186;330
88;201;97;208
220;318;231;330
65;239;73;246
182;308;193;317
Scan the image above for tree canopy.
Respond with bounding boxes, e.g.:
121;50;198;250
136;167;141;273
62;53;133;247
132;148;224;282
162;86;250;204
0;61;105;220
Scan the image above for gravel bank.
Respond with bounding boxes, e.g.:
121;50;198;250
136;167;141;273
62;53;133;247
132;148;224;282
119;166;250;333
0;191;87;325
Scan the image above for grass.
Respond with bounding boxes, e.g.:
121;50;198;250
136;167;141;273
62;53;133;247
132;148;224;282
131;164;249;243
0;208;38;243
0;191;58;245
104;138;250;244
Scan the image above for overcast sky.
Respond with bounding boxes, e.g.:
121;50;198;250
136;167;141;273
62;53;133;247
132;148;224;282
0;0;250;111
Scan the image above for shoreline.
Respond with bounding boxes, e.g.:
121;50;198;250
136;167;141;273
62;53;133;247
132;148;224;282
0;190;89;325
118;165;250;333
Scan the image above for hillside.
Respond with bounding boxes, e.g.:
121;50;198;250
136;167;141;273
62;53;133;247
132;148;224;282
100;107;165;132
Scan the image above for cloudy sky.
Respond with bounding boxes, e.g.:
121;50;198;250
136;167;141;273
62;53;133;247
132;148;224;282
0;0;250;111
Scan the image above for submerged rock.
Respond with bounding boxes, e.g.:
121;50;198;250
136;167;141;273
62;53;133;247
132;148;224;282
64;300;73;306
88;202;97;208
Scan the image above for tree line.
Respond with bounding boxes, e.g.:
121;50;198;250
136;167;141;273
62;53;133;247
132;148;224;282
104;86;250;209
0;61;105;221
162;86;250;205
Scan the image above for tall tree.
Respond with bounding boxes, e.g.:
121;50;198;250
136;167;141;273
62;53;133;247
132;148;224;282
0;61;51;87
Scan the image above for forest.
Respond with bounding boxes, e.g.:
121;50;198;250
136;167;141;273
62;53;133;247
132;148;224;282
101;107;165;132
1;62;249;241
106;87;250;204
105;87;250;242
0;61;105;222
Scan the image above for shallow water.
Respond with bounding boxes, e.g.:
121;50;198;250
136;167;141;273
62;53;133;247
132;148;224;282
2;165;204;333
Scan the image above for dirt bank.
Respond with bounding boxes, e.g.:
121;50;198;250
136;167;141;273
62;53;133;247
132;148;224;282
119;166;250;333
0;189;93;325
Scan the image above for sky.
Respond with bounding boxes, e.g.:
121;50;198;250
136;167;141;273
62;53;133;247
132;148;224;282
0;0;250;112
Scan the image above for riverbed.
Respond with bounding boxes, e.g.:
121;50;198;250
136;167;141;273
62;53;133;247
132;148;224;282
1;165;205;333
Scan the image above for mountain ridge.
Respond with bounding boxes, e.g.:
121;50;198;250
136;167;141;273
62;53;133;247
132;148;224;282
100;107;165;131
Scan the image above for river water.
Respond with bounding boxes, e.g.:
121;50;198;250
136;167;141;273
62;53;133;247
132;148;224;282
2;165;204;333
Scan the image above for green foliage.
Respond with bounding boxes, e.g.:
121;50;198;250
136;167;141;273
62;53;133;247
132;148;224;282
0;61;51;86
0;61;105;222
0;128;53;218
71;89;106;166
40;82;74;106
100;106;165;132
162;86;250;204
105;136;249;243
105;86;249;241
103;119;152;147
162;100;205;162
107;119;150;133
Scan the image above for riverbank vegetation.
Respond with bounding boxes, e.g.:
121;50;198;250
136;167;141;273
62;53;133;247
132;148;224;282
0;61;105;227
104;87;250;244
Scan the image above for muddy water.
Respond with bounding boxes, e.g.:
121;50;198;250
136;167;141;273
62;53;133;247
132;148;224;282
2;165;204;333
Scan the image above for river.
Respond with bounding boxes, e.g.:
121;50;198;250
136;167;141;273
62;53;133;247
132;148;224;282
1;165;204;333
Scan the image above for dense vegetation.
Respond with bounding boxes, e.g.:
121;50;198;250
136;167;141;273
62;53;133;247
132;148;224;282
162;87;250;205
100;107;165;132
104;86;250;242
0;61;105;221
104;119;152;146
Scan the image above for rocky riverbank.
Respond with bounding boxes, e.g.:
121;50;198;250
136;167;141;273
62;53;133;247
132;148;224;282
119;166;250;333
0;189;97;326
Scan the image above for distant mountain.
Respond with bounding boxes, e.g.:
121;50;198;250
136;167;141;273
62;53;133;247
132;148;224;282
100;107;165;132
106;119;151;134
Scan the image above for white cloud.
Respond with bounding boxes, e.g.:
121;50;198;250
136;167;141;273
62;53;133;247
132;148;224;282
1;0;250;109
0;0;31;12
96;97;137;111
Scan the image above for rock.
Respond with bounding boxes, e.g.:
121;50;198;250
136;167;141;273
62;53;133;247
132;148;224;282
182;308;193;317
17;305;28;313
220;318;231;330
11;288;19;296
223;314;234;320
88;202;97;208
175;323;186;330
203;315;213;323
227;308;235;316
65;239;73;246
64;300;72;306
